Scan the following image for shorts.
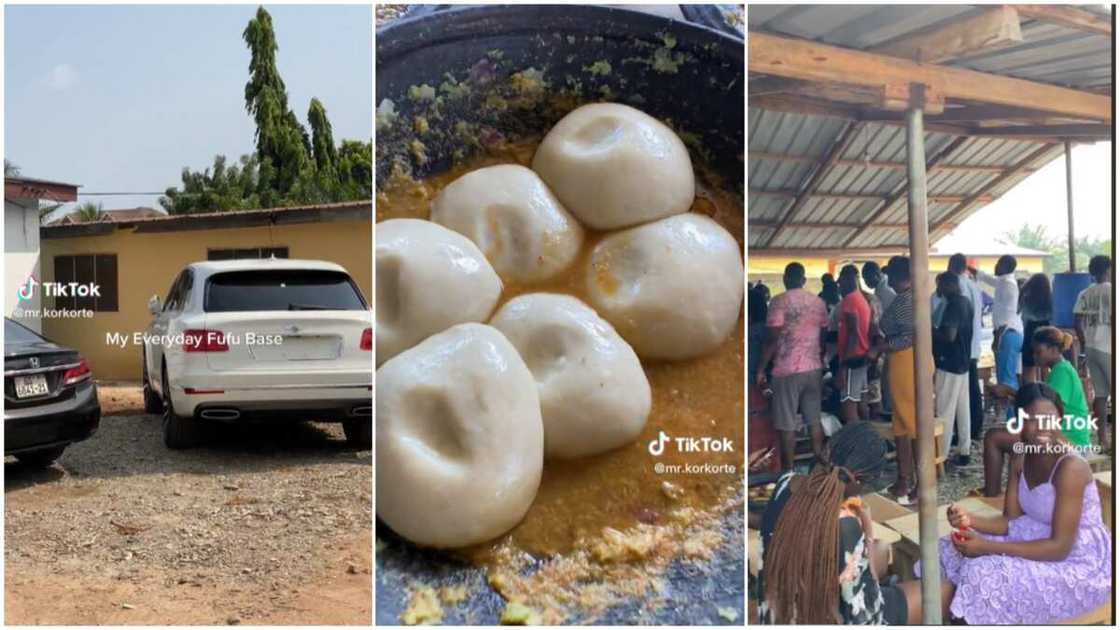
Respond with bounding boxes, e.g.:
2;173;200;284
1086;348;1112;401
866;377;883;404
881;583;908;625
770;369;822;432
840;364;869;403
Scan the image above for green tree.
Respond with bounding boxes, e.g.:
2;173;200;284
243;6;311;197
74;201;104;223
336;139;372;199
308;98;338;175
4;159;20;177
1004;223;1111;274
161;6;370;215
160;154;262;214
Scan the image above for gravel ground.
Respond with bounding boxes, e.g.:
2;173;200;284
5;386;372;625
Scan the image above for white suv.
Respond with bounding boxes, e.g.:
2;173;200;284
142;259;372;449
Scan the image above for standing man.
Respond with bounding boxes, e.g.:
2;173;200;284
934;254;984;442
1075;255;1112;450
863;261;897;313
933;272;975;466
875;257;925;504
975;255;1023;419
836;265;872;423
863;261;896;418
757;263;830;470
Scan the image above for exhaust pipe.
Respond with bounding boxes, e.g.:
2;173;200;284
351;405;372;416
200;408;241;421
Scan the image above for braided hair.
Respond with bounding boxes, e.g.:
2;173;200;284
763;422;887;623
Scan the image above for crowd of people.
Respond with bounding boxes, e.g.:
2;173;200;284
749;253;1113;624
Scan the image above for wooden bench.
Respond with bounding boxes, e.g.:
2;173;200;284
869;418;946;476
1094;471;1112;527
1086;452;1111;473
882;497;1002;580
1057;600;1112;625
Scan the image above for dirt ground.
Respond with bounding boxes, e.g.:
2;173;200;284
5;384;372;625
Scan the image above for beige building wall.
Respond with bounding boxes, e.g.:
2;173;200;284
41;219;372;380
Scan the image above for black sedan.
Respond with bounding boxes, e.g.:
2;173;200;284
5;318;100;467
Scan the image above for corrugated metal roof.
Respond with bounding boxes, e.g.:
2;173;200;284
749;5;1112;90
748;5;1111;253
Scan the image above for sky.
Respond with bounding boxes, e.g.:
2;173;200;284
4;4;372;214
938;142;1113;252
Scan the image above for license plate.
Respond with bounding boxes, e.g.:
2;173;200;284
281;336;340;360
249;335;340;361
14;374;49;398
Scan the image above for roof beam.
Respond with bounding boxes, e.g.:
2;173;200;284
749;94;865;120
960;124;1111;140
750;189;990;204
750;246;910;258
748;76;804;96
1010;4;1111;36
760;122;864;247
930;143;1059;239
750;151;1018;174
749;93;976;135
870;6;1023;63
840;136;971;248
752;220;960;230
751;189;882;202
749;32;1112;122
930;103;1081;123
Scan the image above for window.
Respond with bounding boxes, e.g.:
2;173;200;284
4;318;44;344
205;269;366;312
53;254;118;312
162;270;194;312
207;247;289;261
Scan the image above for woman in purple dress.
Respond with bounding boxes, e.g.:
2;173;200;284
920;382;1111;623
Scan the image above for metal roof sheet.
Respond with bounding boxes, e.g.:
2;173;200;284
748;5;1111;253
749;5;1113;90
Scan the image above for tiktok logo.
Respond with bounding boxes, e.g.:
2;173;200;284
16;276;38;302
648;431;670;456
1006;408;1025;434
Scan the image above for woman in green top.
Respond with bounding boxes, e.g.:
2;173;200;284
981;326;1092;496
1029;327;1091;446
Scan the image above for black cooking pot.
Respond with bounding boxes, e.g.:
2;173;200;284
375;5;744;625
376;4;743;193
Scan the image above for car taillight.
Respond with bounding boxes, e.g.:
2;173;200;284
360;328;372;351
183;329;229;353
63;357;91;386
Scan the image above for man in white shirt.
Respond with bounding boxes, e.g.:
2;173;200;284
1075;255;1112;449
975;255;1023;419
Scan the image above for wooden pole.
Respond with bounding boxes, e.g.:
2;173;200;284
906;83;942;624
1065;141;1076;272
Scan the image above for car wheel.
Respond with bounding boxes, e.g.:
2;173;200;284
142;350;162;414
19;445;67;468
162;364;201;449
343;420;371;448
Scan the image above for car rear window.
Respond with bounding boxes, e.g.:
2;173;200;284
4;319;44;344
204;270;367;312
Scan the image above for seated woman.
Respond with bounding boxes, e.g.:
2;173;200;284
919;383;1111;624
981;326;1092;496
755;422;951;624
